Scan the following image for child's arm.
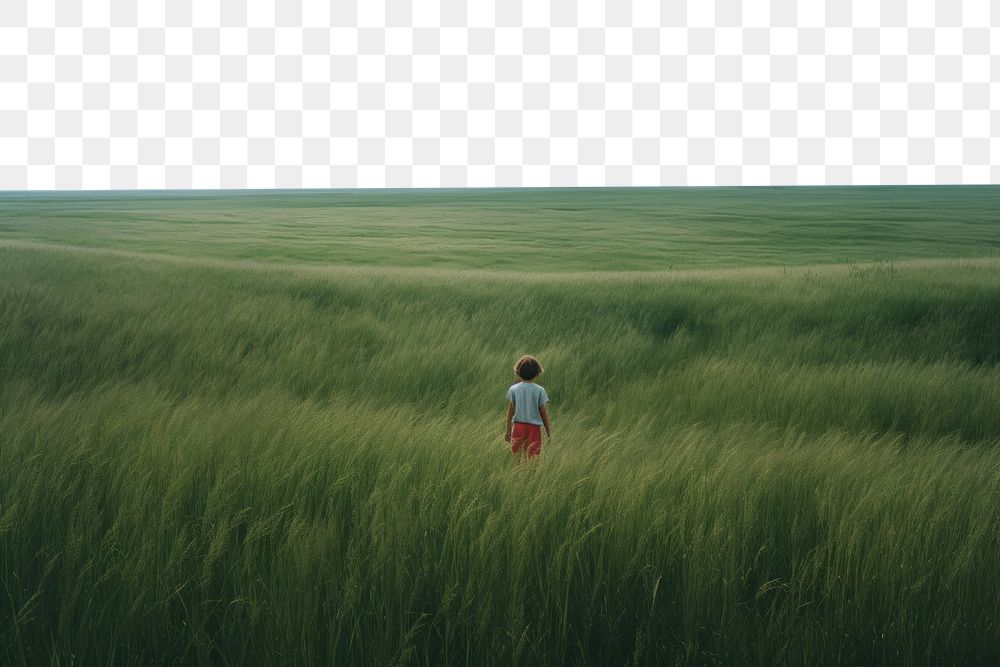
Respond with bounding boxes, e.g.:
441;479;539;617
504;401;515;442
539;404;552;439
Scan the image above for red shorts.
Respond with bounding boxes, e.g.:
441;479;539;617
510;422;542;457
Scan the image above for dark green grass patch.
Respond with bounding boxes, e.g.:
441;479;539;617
2;241;1000;664
3;185;1000;663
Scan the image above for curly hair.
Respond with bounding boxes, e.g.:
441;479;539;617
513;354;544;381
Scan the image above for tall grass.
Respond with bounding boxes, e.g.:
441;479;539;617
2;239;1000;664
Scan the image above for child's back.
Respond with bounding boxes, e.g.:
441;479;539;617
504;355;551;457
506;381;548;426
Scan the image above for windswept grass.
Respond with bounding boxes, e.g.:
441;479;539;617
2;187;1000;664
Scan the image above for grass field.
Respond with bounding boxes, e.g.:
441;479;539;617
2;186;1000;664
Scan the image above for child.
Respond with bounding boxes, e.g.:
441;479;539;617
504;354;552;458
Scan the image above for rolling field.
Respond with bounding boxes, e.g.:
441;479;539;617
2;186;1000;664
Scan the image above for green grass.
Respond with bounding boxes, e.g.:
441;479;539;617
2;186;1000;664
2;185;999;270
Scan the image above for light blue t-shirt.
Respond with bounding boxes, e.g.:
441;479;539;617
506;382;549;426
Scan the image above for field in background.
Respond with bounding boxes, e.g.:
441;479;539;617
2;186;1000;664
3;185;1000;270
